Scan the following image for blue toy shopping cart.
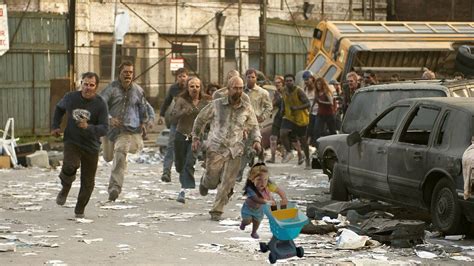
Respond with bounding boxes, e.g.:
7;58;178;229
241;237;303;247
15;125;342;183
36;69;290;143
259;202;308;264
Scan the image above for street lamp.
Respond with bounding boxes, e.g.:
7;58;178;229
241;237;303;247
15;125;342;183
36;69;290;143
215;12;226;84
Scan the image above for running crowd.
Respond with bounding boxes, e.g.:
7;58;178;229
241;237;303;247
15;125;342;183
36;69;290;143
50;61;380;226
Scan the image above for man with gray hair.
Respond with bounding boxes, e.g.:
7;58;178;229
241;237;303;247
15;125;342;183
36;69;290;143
191;76;262;221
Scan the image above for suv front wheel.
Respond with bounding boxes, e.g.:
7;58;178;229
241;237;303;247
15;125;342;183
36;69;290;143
430;178;466;234
330;162;349;201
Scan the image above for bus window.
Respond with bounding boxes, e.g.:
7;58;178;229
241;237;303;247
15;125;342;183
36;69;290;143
431;25;456;33
324;65;337;81
408;24;434;33
308;54;326;74
359;24;389;33
454;24;474;33
386;24;412;33
323;31;333;54
336;23;359;33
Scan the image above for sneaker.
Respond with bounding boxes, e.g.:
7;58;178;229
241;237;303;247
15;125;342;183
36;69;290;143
176;191;185;204
199;183;208;196
56;186;70;206
161;172;171;183
298;154;306;165
227;188;234;199
239;222;246;231
304;159;311;170
75;213;85;219
265;158;275;164
250;232;260;239
281;152;294;163
210;213;222;221
108;189;119;201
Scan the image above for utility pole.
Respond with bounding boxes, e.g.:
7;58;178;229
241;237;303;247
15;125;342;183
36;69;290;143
68;0;75;90
238;0;242;74
111;0;118;81
259;0;267;73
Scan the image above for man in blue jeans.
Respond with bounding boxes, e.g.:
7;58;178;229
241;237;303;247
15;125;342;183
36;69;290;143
157;68;188;182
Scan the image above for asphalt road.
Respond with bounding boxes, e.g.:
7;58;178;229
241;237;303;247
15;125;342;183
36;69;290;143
1;143;474;265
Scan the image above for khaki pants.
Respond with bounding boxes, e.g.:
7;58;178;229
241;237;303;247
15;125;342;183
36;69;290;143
202;151;241;215
102;133;143;195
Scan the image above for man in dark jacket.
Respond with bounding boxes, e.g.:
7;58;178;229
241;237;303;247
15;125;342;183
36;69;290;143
157;68;188;182
51;72;109;218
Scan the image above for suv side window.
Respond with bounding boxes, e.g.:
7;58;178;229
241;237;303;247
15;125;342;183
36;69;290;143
435;111;450;146
363;106;410;140
399;106;440;146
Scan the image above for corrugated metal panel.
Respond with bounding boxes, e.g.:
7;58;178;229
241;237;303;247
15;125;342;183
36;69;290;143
266;22;313;77
0;12;69;135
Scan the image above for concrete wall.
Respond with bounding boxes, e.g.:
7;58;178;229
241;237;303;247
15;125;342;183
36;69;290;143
5;0;388;105
387;0;474;21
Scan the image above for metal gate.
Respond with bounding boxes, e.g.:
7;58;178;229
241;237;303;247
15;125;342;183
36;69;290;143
0;12;69;135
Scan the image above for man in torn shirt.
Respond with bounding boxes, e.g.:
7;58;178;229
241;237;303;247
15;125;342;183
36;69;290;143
191;76;262;221
100;61;148;201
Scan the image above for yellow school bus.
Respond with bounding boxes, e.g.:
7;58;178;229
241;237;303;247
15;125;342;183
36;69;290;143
306;21;474;81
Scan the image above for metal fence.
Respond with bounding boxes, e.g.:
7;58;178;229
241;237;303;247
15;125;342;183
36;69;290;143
0;12;69;136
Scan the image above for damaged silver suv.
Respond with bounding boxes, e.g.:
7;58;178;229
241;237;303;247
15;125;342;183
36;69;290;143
327;98;474;234
317;79;474;177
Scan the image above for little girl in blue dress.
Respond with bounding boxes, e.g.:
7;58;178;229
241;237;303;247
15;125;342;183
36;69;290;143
240;162;288;239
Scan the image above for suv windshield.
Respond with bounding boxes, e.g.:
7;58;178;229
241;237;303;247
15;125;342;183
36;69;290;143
342;89;446;133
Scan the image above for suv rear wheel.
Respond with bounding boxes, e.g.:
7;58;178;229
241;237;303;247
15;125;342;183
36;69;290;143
430;178;466;234
330;162;349;201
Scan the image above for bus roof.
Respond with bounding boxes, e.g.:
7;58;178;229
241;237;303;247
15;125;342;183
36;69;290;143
329;21;474;35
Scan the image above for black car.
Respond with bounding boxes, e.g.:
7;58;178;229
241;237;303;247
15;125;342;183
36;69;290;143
324;98;474;234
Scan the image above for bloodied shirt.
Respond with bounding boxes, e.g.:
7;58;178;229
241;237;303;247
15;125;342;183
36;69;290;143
192;96;261;159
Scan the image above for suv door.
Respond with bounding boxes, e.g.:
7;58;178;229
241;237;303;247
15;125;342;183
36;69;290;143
387;105;441;206
348;105;410;198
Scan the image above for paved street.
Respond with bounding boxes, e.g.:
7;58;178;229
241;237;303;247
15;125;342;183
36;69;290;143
1;144;474;265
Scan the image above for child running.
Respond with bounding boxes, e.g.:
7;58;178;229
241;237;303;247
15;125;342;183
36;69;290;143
240;162;288;239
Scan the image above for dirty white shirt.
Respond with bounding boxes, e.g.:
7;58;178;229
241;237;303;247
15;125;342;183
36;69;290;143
192;96;261;159
462;144;474;199
244;84;273;122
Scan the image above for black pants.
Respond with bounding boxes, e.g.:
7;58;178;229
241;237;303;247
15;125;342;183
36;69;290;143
59;142;99;215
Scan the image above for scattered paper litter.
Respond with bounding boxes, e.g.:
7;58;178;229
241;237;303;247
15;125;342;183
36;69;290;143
100;205;138;210
25;206;42;211
451;256;472;262
219;219;240;226
80;238;103;244
211;229;234;234
195;243;223;253
322;216;340;224
415;250;438;259
45;259;67;266
118;222;139;226
76;218;94;224
22;252;38;256
157;231;192;238
0;243;16;252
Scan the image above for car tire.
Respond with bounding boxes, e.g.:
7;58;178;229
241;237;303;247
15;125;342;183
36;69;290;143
330;162;349;201
455;59;474;76
322;151;337;179
430;178;466;234
456;45;474;69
